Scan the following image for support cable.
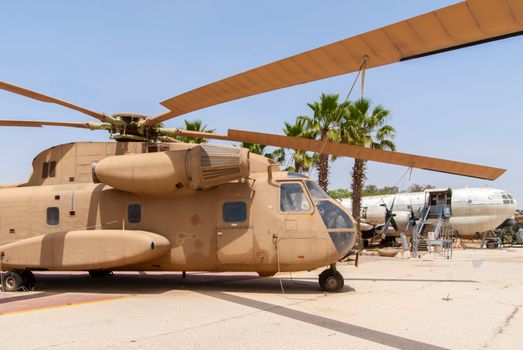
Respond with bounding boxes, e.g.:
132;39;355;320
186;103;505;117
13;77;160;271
307;55;368;179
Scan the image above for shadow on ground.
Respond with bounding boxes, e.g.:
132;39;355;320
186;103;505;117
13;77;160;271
11;272;355;295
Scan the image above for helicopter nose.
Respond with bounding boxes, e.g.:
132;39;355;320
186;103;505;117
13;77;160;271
328;231;357;259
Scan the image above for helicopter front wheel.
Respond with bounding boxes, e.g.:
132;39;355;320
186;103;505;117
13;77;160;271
318;267;344;292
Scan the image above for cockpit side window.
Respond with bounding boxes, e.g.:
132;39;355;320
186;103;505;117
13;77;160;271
502;193;515;204
280;183;312;212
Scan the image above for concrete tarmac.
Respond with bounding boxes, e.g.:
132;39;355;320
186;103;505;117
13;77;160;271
1;249;522;349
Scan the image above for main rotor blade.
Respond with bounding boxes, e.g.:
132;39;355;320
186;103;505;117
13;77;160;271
149;0;523;125
161;128;230;141
218;129;504;180
0;81;106;122
0;120;105;130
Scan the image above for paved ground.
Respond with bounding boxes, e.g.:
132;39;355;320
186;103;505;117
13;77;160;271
1;248;522;350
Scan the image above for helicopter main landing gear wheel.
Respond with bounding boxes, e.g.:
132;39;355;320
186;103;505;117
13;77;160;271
2;271;23;292
319;265;344;293
1;270;35;292
20;270;36;290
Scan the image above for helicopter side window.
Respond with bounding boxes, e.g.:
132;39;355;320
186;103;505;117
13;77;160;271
223;202;247;222
42;162;49;179
47;207;60;226
128;204;142;224
41;161;57;179
280;183;311;212
49;161;56;177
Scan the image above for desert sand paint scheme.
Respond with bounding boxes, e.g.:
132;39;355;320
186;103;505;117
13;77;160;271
340;188;517;237
0;142;356;292
0;0;522;292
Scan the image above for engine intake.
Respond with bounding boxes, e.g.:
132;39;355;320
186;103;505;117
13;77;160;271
93;144;249;195
186;144;249;190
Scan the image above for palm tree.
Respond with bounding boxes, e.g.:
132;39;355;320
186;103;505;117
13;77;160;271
281;119;314;173
340;97;396;234
239;142;266;155
298;93;348;191
238;142;273;158
268;147;286;165
176;119;215;143
238;142;288;167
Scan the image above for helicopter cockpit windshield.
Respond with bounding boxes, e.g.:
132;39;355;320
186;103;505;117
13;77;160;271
304;180;355;257
304;180;330;200
316;201;353;229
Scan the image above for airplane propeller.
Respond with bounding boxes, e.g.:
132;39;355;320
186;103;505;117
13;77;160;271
381;196;398;237
406;199;419;233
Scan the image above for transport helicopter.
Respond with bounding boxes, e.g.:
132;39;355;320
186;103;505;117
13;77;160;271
0;0;520;292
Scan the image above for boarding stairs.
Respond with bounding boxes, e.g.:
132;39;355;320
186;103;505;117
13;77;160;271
412;206;431;256
412;206;453;259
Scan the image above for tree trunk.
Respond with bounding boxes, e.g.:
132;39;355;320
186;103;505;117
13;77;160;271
317;129;330;191
317;153;329;191
351;158;367;248
295;158;302;174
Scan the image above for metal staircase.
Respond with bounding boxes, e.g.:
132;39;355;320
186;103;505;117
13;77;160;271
412;205;431;256
412;205;453;259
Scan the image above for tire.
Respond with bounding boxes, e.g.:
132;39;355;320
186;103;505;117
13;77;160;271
319;269;344;292
486;241;498;249
20;270;36;290
2;272;23;292
319;272;327;290
88;270;113;278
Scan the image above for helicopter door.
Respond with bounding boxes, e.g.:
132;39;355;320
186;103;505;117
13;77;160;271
276;182;330;266
216;200;254;264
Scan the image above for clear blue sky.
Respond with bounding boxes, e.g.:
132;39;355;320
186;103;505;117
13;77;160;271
1;1;522;204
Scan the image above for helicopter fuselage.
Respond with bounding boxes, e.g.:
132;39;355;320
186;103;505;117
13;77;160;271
0;142;356;276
